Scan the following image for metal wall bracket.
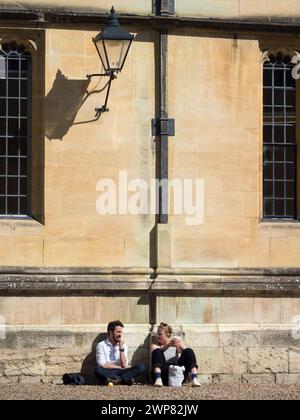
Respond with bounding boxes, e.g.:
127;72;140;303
152;118;175;136
152;0;175;16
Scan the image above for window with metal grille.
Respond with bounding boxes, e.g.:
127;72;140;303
0;42;31;217
263;52;297;219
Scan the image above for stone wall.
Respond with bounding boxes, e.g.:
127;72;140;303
1;323;300;385
1;294;300;384
175;0;300;20
0;1;152;15
1;2;300;385
3;1;300;22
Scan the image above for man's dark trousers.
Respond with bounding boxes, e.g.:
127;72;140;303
95;363;145;385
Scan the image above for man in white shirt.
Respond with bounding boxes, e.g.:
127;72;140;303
95;320;145;385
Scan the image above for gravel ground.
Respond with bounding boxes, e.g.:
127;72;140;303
0;384;299;400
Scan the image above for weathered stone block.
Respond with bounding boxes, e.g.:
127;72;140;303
184;325;220;347
254;298;281;324
212;374;243;384
0;333;17;349
0;376;18;385
248;347;289;374
0;349;45;361
196;347;248;374
276;373;300;385
45;348;87;358
45;362;82;376
18;376;45;384
16;332;75;349
289;350;300;373
198;374;212;384
259;330;299;347
281;298;300;324
242;374;275;384
219;327;259;347
4;360;45;377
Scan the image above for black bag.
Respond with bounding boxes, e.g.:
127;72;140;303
62;373;86;385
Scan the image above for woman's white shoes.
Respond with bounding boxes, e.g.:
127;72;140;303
154;377;201;387
192;377;201;387
154;377;163;387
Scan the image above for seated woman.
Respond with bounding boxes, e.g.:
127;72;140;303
150;322;201;387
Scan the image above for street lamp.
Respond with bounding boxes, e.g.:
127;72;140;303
88;7;134;115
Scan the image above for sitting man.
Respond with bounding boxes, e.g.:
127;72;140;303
95;320;145;386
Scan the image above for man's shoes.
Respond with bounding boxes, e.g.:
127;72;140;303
105;376;122;386
154;377;163;387
192;377;201;387
126;378;134;386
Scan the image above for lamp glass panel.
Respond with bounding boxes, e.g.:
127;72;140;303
94;39;109;71
104;39;131;71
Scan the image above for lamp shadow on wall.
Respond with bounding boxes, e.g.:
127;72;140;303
45;69;110;141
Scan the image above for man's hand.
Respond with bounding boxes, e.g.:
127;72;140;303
117;337;127;368
118;337;125;349
103;363;123;369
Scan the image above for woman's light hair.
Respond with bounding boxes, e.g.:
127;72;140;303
157;322;173;338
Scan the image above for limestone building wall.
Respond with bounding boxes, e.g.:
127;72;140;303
0;0;300;385
2;0;300;21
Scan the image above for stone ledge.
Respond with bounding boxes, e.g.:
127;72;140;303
0;274;152;292
2;7;300;35
1;267;300;293
152;276;300;294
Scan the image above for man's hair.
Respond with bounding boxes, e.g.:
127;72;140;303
107;320;124;333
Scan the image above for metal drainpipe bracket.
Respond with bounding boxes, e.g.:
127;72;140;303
153;0;175;16
152;118;175;137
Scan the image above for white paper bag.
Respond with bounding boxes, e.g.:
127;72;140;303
168;365;185;387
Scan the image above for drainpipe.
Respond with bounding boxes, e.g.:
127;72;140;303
151;1;175;272
152;0;175;224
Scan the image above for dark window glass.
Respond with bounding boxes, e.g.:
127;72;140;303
8;118;18;136
263;52;297;219
0;139;5;156
8;80;19;97
19;138;27;156
0;118;6;136
7;177;18;195
0;79;6;96
0;157;5;175
0;176;5;194
20;177;27;195
0;45;31;216
287;182;296;198
7;158;18;175
0;99;6;116
0;197;5;213
264;199;273;216
7;196;18;214
286;200;296;217
8;99;18;116
20;196;27;214
8;138;18;156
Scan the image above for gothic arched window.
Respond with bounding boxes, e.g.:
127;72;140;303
263;51;297;219
0;41;31;216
